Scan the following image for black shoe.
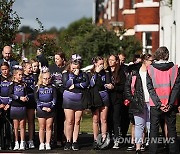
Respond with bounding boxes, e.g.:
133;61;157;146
127;143;136;151
72;142;79;151
140;144;146;152
136;149;142;154
93;140;98;150
64;142;71;150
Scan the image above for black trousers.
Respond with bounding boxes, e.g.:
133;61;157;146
121;104;130;138
149;107;179;154
53;90;65;145
108;104;122;138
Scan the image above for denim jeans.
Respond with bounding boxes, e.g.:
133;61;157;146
134;102;150;144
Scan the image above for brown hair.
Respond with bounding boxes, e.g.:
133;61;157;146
0;62;10;68
108;54;121;84
154;46;169;61
141;54;152;62
91;56;104;74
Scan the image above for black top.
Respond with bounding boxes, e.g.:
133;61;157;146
108;67;126;105
49;64;65;92
9;81;28;107
36;54;48;67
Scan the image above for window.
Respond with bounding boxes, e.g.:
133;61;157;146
143;0;153;2
130;0;135;9
142;32;152;54
119;0;124;9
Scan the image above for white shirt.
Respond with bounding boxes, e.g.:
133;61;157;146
139;70;149;102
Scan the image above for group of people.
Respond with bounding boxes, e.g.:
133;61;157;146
0;45;180;154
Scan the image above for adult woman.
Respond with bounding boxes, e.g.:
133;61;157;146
49;51;66;147
107;55;126;149
125;54;153;154
62;54;89;151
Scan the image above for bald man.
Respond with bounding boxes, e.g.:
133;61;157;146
0;46;18;70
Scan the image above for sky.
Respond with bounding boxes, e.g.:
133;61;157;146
13;0;93;30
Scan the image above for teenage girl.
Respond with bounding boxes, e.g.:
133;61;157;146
88;56;111;149
0;62;13;150
22;61;36;149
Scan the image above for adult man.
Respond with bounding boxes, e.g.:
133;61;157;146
0;46;18;70
147;46;179;154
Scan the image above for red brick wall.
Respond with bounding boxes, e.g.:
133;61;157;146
152;31;159;53
124;14;135;29
135;7;159;25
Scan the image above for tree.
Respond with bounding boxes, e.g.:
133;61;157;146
58;17;142;66
0;0;21;51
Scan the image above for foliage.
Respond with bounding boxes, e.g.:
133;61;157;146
58;17;142;66
0;0;21;51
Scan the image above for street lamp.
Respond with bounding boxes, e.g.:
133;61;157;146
19;32;25;60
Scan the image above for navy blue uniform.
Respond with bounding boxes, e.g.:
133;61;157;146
35;85;57;118
88;70;111;110
0;75;12;105
22;74;36;109
0;75;13;150
62;70;89;110
9;81;28;120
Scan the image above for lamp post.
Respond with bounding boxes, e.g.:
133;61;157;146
19;32;25;60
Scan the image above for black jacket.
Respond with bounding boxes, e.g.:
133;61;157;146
108;66;126;105
146;62;176;109
168;67;180;107
125;65;145;114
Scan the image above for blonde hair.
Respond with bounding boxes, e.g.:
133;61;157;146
36;68;50;90
12;69;23;81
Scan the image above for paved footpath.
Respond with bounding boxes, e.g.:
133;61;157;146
0;134;179;153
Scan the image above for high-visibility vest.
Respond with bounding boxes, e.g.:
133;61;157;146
148;64;178;106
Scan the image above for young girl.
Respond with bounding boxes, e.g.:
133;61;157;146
88;56;111;149
62;54;89;151
22;61;36;149
35;67;57;150
9;66;28;150
31;59;40;84
0;62;13;150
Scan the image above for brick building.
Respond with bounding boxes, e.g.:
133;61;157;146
95;0;160;54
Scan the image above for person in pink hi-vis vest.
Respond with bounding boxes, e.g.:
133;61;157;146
147;46;179;154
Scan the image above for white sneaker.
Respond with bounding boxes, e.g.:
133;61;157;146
13;141;19;150
39;143;45;150
28;140;35;149
113;138;119;149
19;141;25;150
45;143;51;150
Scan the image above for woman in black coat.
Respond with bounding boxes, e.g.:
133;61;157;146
107;54;126;149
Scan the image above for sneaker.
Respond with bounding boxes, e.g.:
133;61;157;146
39;143;45;151
127;143;136;151
28;140;35;149
72;142;79;151
45;143;51;150
19;141;26;150
136;149;142;154
113;137;119;149
13;141;19;150
140;144;145;152
64;142;71;150
93;140;98;150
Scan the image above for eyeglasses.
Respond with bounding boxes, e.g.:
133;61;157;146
43;77;51;80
